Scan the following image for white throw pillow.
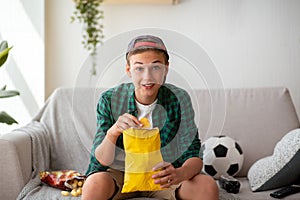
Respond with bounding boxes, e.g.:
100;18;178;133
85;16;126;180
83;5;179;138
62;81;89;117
247;129;300;191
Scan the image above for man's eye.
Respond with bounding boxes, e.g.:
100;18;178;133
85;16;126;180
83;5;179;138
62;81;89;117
135;67;144;71
152;65;161;70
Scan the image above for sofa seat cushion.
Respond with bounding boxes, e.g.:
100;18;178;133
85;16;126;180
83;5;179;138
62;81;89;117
18;184;240;200
247;129;300;191
233;177;300;200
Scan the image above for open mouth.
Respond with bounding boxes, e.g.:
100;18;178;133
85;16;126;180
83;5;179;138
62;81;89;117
141;83;155;89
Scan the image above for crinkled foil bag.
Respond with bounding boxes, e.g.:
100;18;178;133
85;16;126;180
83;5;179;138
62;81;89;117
39;170;85;191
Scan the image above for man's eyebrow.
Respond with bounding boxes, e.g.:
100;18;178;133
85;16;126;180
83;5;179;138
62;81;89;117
152;60;163;64
133;61;143;65
133;60;163;65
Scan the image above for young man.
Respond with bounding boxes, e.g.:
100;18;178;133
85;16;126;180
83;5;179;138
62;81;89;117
82;35;219;200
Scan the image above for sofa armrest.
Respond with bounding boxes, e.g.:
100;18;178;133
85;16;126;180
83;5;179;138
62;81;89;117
0;126;32;200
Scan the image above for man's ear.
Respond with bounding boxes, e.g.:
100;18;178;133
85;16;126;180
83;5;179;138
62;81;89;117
126;64;132;77
164;62;170;76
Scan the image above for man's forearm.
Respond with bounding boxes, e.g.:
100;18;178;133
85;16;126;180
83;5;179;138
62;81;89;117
178;157;203;181
95;133;118;166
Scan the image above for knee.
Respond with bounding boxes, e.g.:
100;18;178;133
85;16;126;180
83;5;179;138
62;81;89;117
190;174;218;195
82;172;115;200
201;175;218;194
179;174;219;200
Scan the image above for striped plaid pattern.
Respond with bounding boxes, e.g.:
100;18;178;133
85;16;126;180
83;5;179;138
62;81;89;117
86;83;200;176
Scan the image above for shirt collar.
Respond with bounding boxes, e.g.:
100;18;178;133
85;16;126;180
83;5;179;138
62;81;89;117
127;83;168;117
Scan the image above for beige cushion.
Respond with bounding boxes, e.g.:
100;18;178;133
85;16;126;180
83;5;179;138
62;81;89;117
192;87;300;176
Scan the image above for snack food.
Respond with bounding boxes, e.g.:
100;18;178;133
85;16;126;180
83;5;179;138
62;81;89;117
65;179;84;196
39;170;85;197
121;127;163;193
139;117;151;128
61;191;69;196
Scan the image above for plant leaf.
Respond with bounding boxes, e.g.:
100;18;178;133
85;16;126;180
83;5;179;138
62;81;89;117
0;45;13;67
0;89;20;98
0;111;18;125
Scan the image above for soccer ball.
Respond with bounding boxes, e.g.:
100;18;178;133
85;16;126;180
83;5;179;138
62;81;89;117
200;135;244;179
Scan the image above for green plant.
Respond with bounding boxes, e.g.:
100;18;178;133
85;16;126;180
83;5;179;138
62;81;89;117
71;0;104;75
0;40;19;125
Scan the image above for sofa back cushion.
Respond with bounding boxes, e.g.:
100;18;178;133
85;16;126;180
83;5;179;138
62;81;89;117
192;87;299;176
40;87;299;176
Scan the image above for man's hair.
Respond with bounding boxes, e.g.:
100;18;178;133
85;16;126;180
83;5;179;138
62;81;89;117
126;48;169;66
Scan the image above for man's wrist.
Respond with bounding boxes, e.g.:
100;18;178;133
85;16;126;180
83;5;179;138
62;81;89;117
106;130;119;143
177;165;188;181
179;158;202;181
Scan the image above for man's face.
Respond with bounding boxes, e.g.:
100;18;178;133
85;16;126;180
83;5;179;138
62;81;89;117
126;50;169;105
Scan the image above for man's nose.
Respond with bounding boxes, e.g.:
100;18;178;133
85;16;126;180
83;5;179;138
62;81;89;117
143;68;154;79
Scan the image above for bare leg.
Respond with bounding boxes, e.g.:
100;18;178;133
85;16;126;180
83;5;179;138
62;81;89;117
176;174;219;200
82;172;116;200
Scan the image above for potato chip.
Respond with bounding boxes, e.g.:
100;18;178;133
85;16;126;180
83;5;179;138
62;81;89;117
139;117;150;128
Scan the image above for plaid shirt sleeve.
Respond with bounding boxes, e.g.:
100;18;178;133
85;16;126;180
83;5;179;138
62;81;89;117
158;84;201;168
85;84;132;176
85;90;114;176
174;88;200;166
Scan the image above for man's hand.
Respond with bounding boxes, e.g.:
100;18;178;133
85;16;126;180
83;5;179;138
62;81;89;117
151;161;184;188
151;158;203;188
97;113;142;166
107;113;142;139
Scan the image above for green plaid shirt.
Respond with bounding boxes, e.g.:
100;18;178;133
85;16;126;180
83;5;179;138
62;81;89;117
86;83;200;176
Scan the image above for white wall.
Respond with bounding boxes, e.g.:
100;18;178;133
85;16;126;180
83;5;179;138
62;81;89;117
45;0;300;117
0;0;44;134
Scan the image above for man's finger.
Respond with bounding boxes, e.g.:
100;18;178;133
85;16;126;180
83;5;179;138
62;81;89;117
124;113;142;127
152;161;171;171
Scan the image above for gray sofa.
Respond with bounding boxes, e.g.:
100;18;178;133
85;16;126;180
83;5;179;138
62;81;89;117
1;87;299;200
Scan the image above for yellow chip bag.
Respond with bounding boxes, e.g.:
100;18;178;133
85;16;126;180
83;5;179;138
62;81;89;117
121;127;163;193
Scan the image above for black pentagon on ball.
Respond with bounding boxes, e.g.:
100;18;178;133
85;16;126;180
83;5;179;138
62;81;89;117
227;163;239;176
213;144;228;157
204;165;218;176
235;142;243;154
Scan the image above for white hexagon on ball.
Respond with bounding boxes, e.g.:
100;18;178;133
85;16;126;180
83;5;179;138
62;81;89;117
200;135;244;179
